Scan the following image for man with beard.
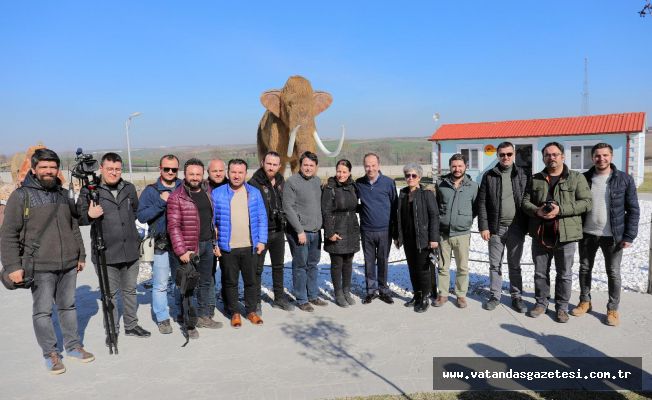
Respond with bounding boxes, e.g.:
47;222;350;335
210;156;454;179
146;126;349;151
78;152;151;344
1;149;93;374
248;151;294;313
284;151;327;312
213;159;267;327
434;153;478;309
167;158;221;339
137;154;183;334
477;142;530;313
571;143;639;326
522;142;592;323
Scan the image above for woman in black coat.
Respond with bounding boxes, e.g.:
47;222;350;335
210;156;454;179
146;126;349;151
395;162;440;312
321;159;360;307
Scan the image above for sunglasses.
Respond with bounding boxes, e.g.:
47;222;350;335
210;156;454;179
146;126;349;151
404;173;419;179
162;167;179;173
498;152;514;158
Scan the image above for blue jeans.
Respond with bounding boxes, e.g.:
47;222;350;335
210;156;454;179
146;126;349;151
195;240;216;317
152;249;180;323
287;231;321;305
32;267;82;357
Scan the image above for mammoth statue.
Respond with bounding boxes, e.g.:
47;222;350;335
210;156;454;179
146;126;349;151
257;75;345;173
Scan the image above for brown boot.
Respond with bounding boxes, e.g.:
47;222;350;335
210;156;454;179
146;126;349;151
433;295;448;307
605;310;620;326
570;301;592;317
456;297;468;309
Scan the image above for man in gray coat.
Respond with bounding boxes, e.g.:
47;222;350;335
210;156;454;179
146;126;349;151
283;151;328;312
78;152;151;343
1;148;94;374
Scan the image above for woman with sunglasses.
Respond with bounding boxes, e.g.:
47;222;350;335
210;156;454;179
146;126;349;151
394;163;440;312
321;159;360;307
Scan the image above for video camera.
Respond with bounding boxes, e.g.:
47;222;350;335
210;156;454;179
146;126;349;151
70;148;99;182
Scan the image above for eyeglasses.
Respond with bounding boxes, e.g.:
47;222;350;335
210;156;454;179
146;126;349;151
162;167;179;173
543;153;562;159
104;167;122;173
498;152;513;158
404;173;419;179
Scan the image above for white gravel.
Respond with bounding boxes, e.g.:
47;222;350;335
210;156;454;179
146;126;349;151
138;200;652;299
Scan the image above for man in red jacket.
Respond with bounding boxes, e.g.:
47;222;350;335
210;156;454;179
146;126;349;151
167;158;222;339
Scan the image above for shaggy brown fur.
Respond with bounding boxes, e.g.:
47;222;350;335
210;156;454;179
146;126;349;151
257;75;332;173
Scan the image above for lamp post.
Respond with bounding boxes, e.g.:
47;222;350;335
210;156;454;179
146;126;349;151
432;113;441;179
125;112;142;179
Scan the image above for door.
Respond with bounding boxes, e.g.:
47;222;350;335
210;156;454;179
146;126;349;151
514;144;533;175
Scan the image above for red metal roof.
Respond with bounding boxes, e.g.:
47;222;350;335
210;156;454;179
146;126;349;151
428;112;646;141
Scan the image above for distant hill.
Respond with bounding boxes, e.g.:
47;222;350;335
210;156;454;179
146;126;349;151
52;137;433;171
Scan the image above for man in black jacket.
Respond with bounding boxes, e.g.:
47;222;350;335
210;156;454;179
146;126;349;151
77;152;151;343
1;149;94;374
248;151;294;312
571;143;640;326
477;142;529;313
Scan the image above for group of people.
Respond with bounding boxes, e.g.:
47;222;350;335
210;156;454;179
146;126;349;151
0;139;639;375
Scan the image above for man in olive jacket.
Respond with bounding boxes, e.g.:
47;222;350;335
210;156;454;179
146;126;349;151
522;142;592;323
434;153;478;309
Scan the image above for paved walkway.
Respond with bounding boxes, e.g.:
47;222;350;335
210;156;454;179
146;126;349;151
1;228;651;399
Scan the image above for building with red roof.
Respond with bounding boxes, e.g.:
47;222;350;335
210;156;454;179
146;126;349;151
428;112;647;186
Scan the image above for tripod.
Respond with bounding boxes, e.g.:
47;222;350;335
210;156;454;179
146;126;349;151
83;178;119;355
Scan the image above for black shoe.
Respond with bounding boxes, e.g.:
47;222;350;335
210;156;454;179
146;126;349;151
125;325;151;338
511;298;527;313
362;293;378;304
416;297;429;313
378;293;394;304
272;296;296;311
413;292;424;312
483;297;500;311
404;297;416;307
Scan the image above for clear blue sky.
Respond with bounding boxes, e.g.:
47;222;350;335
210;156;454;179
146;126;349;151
1;1;650;154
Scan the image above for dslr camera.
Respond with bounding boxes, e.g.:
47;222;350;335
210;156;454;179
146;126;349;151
71;148;99;181
542;200;556;214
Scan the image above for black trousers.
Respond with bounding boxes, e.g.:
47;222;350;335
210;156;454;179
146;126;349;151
404;243;431;297
329;253;354;293
256;230;286;300
220;247;257;316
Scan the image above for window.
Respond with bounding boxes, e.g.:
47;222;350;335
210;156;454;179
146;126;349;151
457;144;483;170
570;145;594;170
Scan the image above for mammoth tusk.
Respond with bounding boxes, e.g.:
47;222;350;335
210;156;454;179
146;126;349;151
287;125;300;157
313;126;345;157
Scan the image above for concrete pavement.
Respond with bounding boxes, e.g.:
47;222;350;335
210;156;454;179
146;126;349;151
1;227;651;400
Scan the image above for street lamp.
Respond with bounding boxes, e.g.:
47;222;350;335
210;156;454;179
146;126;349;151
125;112;142;178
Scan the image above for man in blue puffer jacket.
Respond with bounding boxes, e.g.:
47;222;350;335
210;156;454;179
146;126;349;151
212;159;267;328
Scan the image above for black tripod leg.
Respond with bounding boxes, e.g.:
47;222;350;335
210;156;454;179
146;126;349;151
99;254;119;354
